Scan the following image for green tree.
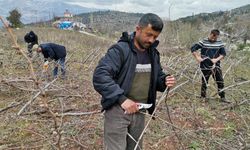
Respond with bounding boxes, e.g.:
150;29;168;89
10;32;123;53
6;8;23;28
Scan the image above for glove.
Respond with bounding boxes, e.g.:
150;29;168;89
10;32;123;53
43;61;49;71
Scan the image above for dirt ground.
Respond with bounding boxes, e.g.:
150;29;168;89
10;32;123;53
0;27;249;150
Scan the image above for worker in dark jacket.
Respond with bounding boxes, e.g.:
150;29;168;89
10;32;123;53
191;29;230;103
24;31;38;57
36;43;66;78
93;13;175;150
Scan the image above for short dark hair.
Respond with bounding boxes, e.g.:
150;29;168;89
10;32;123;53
138;13;163;32
211;29;220;35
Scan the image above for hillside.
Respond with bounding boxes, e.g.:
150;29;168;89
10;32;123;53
177;4;250;23
0;5;250;150
77;10;144;36
0;0;101;24
25;10;144;37
66;5;250;47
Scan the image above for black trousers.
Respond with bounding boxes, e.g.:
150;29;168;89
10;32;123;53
201;67;225;98
27;43;35;53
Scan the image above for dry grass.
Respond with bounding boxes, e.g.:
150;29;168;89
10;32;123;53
0;27;249;150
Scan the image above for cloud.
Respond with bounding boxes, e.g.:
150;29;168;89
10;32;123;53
67;0;250;20
68;0;123;6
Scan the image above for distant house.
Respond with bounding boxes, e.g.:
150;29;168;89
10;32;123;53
62;9;73;21
52;9;86;31
64;9;73;18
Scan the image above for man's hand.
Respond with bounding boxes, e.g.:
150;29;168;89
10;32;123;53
121;99;139;114
192;51;203;63
43;61;49;71
211;55;224;64
165;75;176;88
210;58;217;64
197;57;204;63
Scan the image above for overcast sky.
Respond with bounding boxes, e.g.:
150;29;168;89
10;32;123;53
67;0;250;20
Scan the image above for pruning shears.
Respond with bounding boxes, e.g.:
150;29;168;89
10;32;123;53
137;103;152;110
124;103;152;114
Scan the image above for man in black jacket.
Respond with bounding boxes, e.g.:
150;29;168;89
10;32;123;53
36;43;66;79
24;31;38;58
93;13;175;150
191;29;230;103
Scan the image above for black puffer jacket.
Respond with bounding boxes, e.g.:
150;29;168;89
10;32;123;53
24;31;38;44
93;32;167;114
39;43;66;61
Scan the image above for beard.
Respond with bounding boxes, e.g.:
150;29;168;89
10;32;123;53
136;37;152;49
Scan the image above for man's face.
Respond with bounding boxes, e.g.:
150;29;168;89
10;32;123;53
208;33;219;42
37;47;42;52
135;24;160;49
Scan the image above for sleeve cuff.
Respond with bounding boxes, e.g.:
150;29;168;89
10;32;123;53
118;95;127;105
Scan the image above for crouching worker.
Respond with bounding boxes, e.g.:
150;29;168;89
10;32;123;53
34;43;66;79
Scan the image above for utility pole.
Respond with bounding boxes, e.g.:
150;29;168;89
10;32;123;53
168;3;173;21
35;10;37;23
90;13;93;27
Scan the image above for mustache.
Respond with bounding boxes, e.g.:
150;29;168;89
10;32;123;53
140;42;152;49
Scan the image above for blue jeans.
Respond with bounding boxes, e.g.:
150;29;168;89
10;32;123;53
53;57;66;78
